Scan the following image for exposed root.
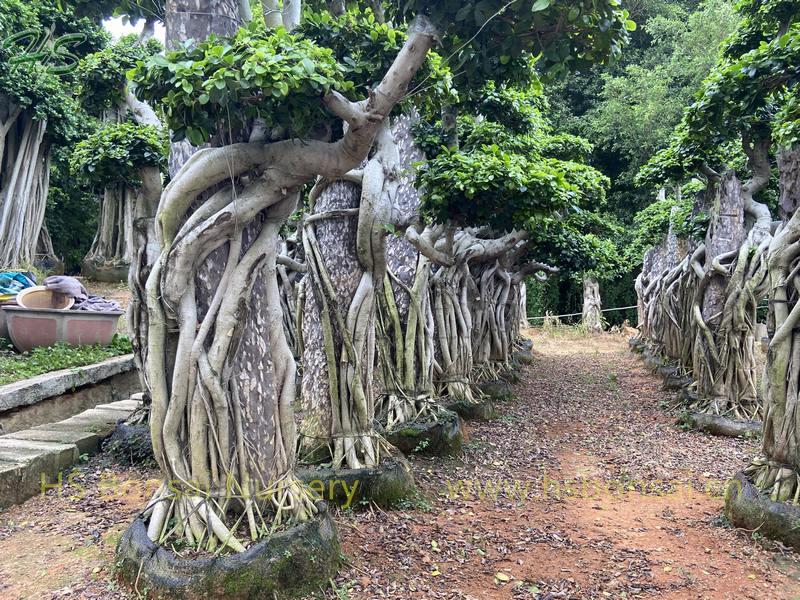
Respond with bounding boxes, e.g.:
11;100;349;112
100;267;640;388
142;474;319;553
744;457;800;504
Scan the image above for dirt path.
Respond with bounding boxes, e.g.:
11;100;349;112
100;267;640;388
1;330;799;599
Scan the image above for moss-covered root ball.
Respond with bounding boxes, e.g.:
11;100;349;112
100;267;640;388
384;408;463;457
298;455;417;509
725;472;800;551
115;503;341;599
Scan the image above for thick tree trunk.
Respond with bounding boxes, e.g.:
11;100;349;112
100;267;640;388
141;19;436;548
0;99;51;269
746;145;800;501
582;275;602;333
375;114;439;429
164;0;242;177
299;119;400;469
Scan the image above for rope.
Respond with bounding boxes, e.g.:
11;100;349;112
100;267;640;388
527;305;639;321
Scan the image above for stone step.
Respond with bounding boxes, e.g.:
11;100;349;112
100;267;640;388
0;395;142;510
4;428;102;455
96;399;141;412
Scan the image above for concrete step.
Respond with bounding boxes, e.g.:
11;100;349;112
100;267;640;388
0;395;142;510
4;428;102;456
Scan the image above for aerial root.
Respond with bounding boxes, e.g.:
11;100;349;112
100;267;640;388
745;458;800;504
142;475;319;553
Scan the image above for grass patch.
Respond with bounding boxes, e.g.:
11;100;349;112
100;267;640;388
0;335;132;385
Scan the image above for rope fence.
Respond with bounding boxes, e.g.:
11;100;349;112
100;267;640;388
526;305;638;322
527;302;770;323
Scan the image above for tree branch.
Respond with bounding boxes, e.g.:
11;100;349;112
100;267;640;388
277;254;306;272
406;225;455;267
513;261;559;284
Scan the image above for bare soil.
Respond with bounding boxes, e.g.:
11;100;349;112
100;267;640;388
1;329;799;599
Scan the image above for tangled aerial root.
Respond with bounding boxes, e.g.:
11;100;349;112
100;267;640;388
743;458;800;504
142;475;319;553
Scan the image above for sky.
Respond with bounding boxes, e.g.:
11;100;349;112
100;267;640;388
104;16;166;44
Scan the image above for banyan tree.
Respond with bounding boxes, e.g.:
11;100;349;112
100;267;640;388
71;36;165;282
0;2;104;269
633;0;800;551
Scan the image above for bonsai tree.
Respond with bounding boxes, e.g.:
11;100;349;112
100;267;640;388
296;0;633;466
128;0;439;554
633;0;793;422
415;91;613;389
0;0;105;269
72;36;165;282
116;3;631;583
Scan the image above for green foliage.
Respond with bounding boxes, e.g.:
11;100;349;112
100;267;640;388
775;89;800;148
639;1;800;187
299;7;455;113
586;0;739;187
392;0;633;84
527;210;624;281
540;133;593;163
68;0;164;23
0;335;132;386
468;80;545;133
721;0;798;58
0;0;106;143
70;121;166;188
625;190;707;263
417;145;573;231
76;34;161;115
46;145;99;272
131;24;350;144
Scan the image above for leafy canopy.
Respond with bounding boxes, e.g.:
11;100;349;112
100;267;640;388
76;34;162;115
299;7;455;113
70;122;167;188
392;0;634;83
131;24;349;144
0;0;106;143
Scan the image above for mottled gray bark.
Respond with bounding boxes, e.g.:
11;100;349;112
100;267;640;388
701;173;746;328
165;0;242;177
0;99;51;269
582;275;602;333
376;114;439;429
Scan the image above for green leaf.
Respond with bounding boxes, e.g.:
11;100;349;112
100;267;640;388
531;0;550;12
624;19;637;31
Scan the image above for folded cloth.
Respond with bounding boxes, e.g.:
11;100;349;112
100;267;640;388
73;295;122;312
43;276;121;312
0;271;35;300
43;275;88;301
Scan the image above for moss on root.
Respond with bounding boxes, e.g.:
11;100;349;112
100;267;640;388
298;455;417;508
725;472;800;551
115;504;341;599
446;397;495;421
478;379;515;402
383;409;463;457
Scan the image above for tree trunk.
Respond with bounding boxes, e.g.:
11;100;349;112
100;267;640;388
82;185;135;280
141;19;437;548
376;113;439;429
582;275;602;333
0;100;51;269
746;145;800;502
299;120;399;469
164;0;242;177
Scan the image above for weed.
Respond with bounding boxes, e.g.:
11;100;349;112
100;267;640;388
0;334;132;385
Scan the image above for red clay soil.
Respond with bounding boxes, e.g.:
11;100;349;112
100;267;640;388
1;329;799;599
